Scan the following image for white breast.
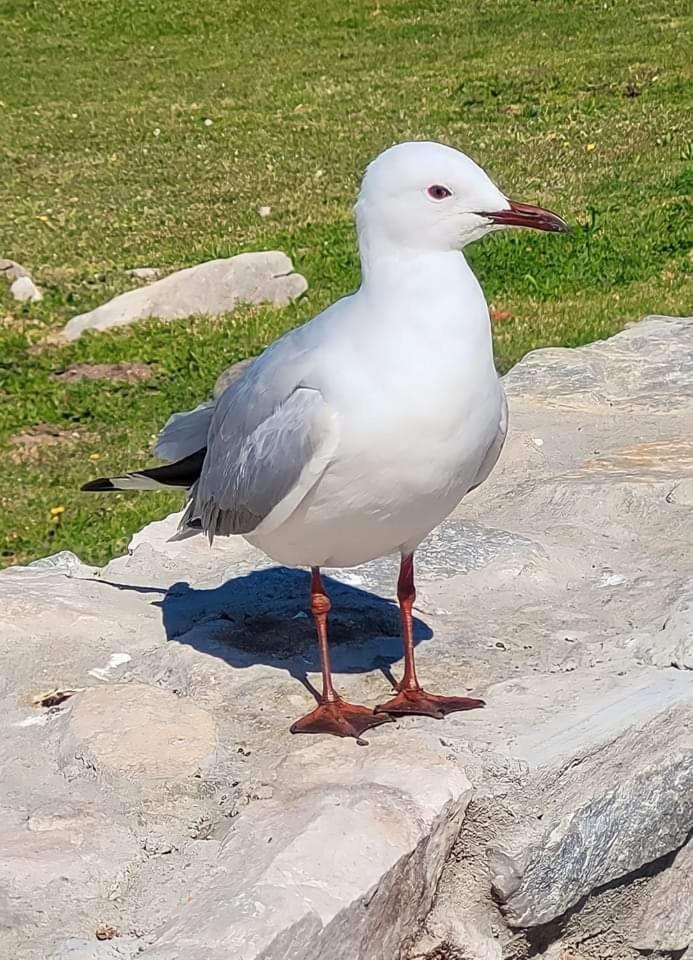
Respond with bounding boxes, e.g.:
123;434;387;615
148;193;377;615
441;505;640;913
248;251;503;568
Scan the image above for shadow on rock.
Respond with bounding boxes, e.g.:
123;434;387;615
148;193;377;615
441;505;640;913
152;567;431;697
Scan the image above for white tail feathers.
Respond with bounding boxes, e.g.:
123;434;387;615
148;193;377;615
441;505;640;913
106;474;174;491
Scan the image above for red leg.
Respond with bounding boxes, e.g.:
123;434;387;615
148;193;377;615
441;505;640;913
375;553;485;719
290;568;393;744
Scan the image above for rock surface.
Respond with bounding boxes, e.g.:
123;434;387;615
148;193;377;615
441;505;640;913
2;315;693;960
632;579;693;670
61;251;307;341
631;834;693;952
0;257;29;281
58;684;218;782
487;702;693;927
9;274;42;302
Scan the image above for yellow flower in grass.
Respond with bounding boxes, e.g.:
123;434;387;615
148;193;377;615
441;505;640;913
50;505;65;518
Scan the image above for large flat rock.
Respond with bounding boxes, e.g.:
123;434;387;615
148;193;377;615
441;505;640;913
2;315;693;960
631;833;693;953
487;702;693;927
61;252;307;341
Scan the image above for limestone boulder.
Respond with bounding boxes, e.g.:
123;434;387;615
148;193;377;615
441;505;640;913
2;316;693;960
0;257;29;281
61;251;307;341
10;275;43;302
631;834;693;953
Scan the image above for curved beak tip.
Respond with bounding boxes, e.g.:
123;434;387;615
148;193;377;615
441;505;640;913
482;199;570;234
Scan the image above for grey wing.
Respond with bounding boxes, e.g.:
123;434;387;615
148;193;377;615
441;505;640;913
156;295;348;465
184;384;339;540
469;387;508;492
154;401;215;462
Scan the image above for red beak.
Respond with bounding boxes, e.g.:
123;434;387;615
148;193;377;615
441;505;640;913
481;199;570;234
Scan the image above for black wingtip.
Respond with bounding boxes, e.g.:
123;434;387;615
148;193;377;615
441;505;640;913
81;478;116;492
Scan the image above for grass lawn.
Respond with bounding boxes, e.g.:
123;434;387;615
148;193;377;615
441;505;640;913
1;0;691;567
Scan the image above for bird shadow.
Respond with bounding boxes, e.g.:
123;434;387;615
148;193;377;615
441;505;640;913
141;566;432;701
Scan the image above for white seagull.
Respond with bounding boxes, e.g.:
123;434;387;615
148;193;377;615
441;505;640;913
83;141;568;743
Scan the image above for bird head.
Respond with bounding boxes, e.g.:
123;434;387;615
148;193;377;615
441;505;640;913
355;141;568;256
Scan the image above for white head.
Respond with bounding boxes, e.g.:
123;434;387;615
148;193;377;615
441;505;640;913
355;141;568;260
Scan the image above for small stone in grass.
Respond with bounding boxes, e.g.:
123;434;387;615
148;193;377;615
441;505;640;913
10;276;43;302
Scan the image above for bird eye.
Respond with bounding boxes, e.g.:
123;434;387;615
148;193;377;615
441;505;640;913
427;184;452;201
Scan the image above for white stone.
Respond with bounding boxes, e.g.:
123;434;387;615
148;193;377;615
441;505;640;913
10;275;43;302
61;251;307;340
0;257;29;281
27;550;83;574
48;938;141;959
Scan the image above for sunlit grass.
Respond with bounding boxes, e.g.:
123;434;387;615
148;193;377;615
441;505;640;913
0;0;691;566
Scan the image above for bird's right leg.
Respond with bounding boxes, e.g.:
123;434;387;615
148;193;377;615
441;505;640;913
289;568;392;745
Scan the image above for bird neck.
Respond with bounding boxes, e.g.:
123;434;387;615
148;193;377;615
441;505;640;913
358;244;487;313
357;246;496;366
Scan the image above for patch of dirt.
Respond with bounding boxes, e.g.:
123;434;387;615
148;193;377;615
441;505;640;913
490;307;514;322
52;362;154;384
9;423;95;464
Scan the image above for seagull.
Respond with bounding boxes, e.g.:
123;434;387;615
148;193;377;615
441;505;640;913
83;141;568;743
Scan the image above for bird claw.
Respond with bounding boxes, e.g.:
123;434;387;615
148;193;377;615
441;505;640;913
376;687;485;719
290;697;394;745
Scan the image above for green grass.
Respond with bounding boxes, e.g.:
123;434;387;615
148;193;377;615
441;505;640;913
1;0;691;567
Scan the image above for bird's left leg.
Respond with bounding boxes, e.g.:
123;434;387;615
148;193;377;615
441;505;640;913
290;567;393;744
376;553;485;718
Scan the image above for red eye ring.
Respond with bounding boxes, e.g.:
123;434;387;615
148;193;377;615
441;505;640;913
427;184;452;201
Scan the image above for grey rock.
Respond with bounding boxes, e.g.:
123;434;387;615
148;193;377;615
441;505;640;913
487;703;693;928
58;684;218;782
10;275;43;302
633;580;693;670
631;835;693;952
27;550;83;575
61;251;307;340
504;314;693;412
142;737;473;960
2;316;693;959
0;257;29;281
0;801;142;948
409;912;501;960
48;937;141;959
